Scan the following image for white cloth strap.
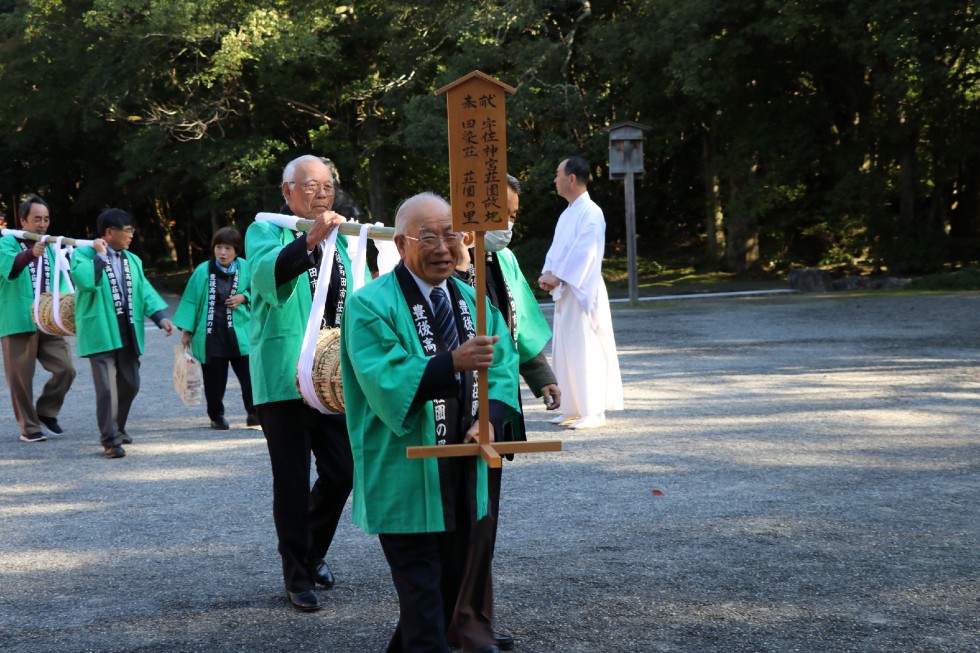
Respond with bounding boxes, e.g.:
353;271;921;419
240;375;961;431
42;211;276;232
1;228;95;247
31;236;75;335
376;233;399;275
50;236;71;333
347;222;371;285
254;212;302;231
260;212;397;413
254;214;398;274
297;230;340;415
32;236;54;335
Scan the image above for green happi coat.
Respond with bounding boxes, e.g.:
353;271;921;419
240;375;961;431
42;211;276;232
340;272;521;535
173;258;252;363
70;247;168;357
0;236;72;338
496;247;552;364
245;220;363;405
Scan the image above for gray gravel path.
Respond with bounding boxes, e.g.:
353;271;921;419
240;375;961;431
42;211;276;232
1;290;977;652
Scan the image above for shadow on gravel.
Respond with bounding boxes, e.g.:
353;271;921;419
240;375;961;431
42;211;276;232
1;292;977;652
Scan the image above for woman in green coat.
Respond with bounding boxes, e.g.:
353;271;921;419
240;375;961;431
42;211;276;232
173;227;257;430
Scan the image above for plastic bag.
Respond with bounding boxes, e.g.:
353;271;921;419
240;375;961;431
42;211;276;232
173;345;203;406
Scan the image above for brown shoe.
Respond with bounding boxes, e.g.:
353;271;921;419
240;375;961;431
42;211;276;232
104;445;126;459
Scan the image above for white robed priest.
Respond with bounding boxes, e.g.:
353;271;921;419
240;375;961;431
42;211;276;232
538;155;623;429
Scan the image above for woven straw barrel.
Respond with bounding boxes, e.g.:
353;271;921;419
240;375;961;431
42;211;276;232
298;327;345;413
34;292;76;336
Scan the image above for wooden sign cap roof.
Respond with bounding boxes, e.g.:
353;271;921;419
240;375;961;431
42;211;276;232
436;70;516;96
604;120;652;133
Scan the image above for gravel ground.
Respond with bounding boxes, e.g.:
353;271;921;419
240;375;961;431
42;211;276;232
1;290;978;653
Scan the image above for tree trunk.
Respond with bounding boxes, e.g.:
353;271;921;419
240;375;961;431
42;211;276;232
898;147;915;231
360;116;389;224
153;198;178;263
702;132;724;265
948;163;980;261
368;146;388;224
724;179;759;273
725;219;759;273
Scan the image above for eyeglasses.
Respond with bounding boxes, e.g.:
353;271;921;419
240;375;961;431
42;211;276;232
290;180;336;196
112;226;136;234
403;232;463;249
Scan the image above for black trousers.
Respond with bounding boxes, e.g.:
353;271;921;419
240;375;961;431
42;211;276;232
88;346;140;447
380;532;453;653
380;475;496;653
201;355;255;420
256;399;353;593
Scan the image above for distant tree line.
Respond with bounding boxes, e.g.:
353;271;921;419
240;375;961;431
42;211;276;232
1;0;977;275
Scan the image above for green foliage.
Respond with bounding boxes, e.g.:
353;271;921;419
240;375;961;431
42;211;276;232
0;0;978;274
510;235;555;299
604;255;665;283
907;267;980;291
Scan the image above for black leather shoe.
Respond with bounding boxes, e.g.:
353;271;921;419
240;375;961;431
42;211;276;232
120;432;133;444
493;632;514;651
287;590;321;612
38;415;63;434
312;559;335;589
246;413;261;427
104;445;126;459
210;417;230;430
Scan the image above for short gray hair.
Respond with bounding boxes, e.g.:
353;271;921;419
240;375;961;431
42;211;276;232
282;155;336;184
394;192;450;235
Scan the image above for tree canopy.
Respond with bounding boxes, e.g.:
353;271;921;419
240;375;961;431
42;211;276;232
1;0;978;275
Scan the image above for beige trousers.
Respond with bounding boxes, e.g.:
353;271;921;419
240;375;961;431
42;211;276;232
2;331;76;437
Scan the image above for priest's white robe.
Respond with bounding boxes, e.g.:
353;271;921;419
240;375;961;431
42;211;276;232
543;192;623;420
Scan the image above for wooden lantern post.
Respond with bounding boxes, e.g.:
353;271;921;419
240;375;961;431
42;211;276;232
605;121;651;307
406;71;562;468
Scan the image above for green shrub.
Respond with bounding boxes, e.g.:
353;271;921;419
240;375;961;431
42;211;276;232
907;268;980;291
510;237;552;299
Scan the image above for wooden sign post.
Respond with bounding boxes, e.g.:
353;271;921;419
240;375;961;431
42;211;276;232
407;70;562;468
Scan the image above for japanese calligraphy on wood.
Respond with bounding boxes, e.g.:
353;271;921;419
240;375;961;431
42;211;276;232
407;71;562;469
436;71;515;233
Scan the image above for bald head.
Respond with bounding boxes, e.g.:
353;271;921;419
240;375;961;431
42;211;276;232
394;192;451;235
394;192;458;285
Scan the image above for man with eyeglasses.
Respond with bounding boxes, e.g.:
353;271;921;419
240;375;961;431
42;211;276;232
0;194;76;443
341;192;520;653
452;174;560;650
245;154;364;612
71;208;175;459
